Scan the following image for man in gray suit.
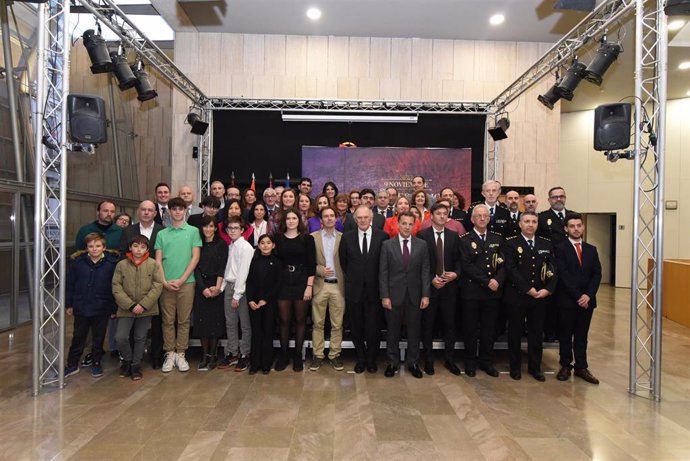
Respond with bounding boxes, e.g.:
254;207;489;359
379;211;431;378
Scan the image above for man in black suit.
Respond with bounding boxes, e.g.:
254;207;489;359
554;213;602;384
339;206;388;373
374;189;393;218
440;187;467;223
504;190;521;238
465;180;510;237
379;211;430;378
119;200;166;368
503;211;558;381
418;202;462;376
459;204;506;377
153;182;171;226
343;188;385;231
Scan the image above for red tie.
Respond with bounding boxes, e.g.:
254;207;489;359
574;242;583;266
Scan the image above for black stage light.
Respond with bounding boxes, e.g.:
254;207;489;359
555;60;587;101
82;29;113;74
584;41;622;86
665;0;690;15
555;0;596;11
131;61;157;102
488;116;510;141
538;84;562;110
110;50;137;90
187;112;209;135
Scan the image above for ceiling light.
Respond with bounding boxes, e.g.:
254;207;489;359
489;14;505;26
131;61;157;102
668;20;686;31
488;116;510;141
556;60;587;101
583;38;622;86
538;83;562;110
306;7;322;20
110;48;137;90
186;110;209;135
679;61;690;70
83;29;113;74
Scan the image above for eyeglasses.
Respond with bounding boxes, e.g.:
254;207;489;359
550;195;566;200
227;226;242;231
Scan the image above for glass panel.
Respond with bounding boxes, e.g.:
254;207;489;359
0;192;13;242
0;249;10;330
17;248;32;325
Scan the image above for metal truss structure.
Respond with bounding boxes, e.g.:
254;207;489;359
75;0;207;105
197;109;213;201
629;0;667;401
32;0;70;395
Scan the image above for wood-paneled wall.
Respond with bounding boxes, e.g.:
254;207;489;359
172;33;561;200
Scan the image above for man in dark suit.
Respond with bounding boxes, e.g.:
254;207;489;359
418;202;462;376
339;205;388;373
504;190;522;238
379;211;431;378
153;182;171;226
465;180;510;237
459;204;506;378
554;213;602;384
503;211;558;381
343;188;385;231
374;189;393;218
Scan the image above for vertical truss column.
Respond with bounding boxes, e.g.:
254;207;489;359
629;0;667;401
484;114;500;182
32;0;70;395
197;109;213;200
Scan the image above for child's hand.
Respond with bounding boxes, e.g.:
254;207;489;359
132;305;145;315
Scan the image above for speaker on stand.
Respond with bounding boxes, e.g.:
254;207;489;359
67;94;108;145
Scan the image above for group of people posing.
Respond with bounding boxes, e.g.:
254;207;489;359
64;176;602;385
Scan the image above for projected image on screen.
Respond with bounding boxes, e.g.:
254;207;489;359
302;146;472;201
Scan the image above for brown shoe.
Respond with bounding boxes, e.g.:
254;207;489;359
574;368;599;384
556;367;571;381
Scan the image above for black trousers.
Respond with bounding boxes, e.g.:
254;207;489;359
422;287;457;362
386;297;422;367
149;313;164;364
559;302;594;369
249;303;275;370
67;313;110;367
462;298;499;367
507;300;546;373
348;293;381;366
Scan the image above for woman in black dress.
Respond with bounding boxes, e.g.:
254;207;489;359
246;234;282;374
194;216;228;370
273;208;316;372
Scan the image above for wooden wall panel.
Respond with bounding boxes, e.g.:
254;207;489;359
286;35;308;76
349;37;370;78
370;38;392;79
390;38;412;80
264;35;286;76
432;40;454;81
327;37;349;78
410;39;433;80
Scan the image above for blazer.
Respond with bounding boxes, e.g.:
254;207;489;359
417;227;462;298
464;201;511;237
379;235;431;306
554;239;602;309
339;228;388;303
505;211;522;238
118;222;165;257
503;235;558;307
448;207;467;223
311;229;345;297
458;230;506;300
343;211;385;232
537;208;573;245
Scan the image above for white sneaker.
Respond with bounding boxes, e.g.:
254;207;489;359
176;352;190;372
162;352;176;373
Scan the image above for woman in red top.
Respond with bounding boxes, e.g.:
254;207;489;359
383;195;421;237
218;199;254;244
412;190;431;223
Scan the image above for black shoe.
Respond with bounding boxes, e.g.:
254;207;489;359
208;355;218;370
424;360;435;376
557;366;571;381
574;368;599;384
235;355;249;372
510;370;522;380
274;353;289;372
354;362;366;374
408;364;423;379
464;366;476;377
384;364;398;377
131;365;142;381
262;368;271;375
198;355;210;371
292;354;304;372
367;363;378;374
480;364;499;378
80;353;93;367
248;367;258;375
444;360;461;376
151;357;163;370
119;362;132;378
529;370;546;382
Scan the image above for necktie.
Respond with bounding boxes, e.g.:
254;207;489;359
480;233;485;242
402;239;410;267
362;232;368;256
161;206;170;226
512;213;517;221
435;232;444;276
575;242;583;266
558;211;564;221
490;207;495;223
528;239;534;249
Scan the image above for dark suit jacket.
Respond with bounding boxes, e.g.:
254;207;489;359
153;204;165;226
379;235;430;306
343;211;385;232
503;235;558;307
417;227;462;298
118;222;165;257
537;209;572;245
449;207;467;223
505;211;521;238
458;230;506;300
464;202;511;237
339;228;388;303
554;240;602;309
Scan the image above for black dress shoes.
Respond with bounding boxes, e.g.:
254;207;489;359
444;360;461;376
464;367;476;377
408;364;423;379
509;370;522;380
557;367;572;381
574;368;600;384
529;370;546;382
384;364;398;377
424;360;435;376
480;364;499;378
367;363;378;374
354;362;366;374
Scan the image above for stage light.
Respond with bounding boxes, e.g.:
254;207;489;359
110;48;137;90
489;14;505;26
306;7;322;20
538;84;562;110
131;61;157;102
186;110;209;135
583;39;622;86
665;0;690;15
488;116;510;141
555;60;587;101
83;29;113;74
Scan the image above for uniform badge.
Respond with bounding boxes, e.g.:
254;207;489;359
471;241;477;249
517;246;523;254
541;262;555;282
547;218;552;226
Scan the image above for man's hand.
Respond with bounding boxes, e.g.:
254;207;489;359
442;271;458;282
577;294;591;309
248;301;259;310
487;279;499;292
420;297;430;310
381;298;392;310
527;287;539;298
431;276;446;289
324;267;335;278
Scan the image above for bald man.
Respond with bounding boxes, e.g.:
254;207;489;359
504;190;521;238
179;186;202;220
523;194;538;213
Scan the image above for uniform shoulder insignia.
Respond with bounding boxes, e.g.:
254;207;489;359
496;202;508;209
470;201;483;207
505;236;517;240
459;232;470;238
537;236;551;241
489;230;502;236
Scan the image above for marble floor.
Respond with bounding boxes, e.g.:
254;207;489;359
0;286;689;460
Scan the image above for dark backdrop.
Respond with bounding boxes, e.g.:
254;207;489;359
212;110;486;201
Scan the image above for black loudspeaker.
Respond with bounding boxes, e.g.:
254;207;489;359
665;0;690;15
67;94;107;144
593;103;631;151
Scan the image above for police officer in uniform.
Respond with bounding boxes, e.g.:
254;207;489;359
465;180;510;237
504;190;522;238
503;211;558;381
458;204;506;377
